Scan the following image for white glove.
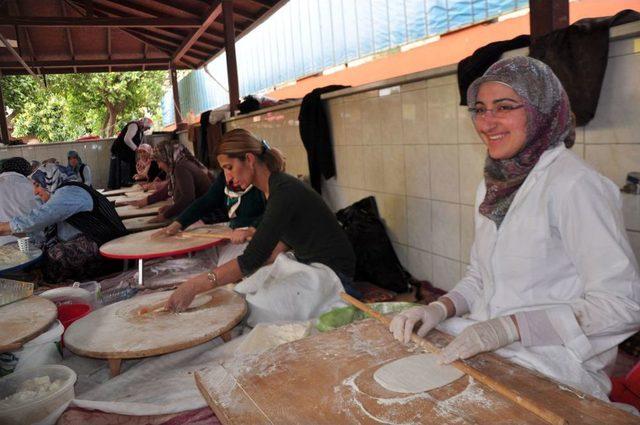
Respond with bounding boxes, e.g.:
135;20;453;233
389;302;448;344
438;316;519;364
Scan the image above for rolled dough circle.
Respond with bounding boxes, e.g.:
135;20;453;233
373;353;464;393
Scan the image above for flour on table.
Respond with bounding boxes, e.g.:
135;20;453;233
374;353;464;394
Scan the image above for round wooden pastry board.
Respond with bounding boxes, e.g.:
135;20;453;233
64;287;246;359
100;228;225;260
111;193;149;207
122;216;171;233
115;199;172;218
0;296;57;350
101;185;144;197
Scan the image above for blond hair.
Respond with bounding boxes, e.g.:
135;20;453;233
217;128;285;173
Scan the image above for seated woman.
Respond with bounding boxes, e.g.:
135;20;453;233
67;150;92;186
166;129;356;324
0;157;40;246
389;56;640;401
133;143;166;190
154;165;267;262
127;139;211;223
0;163;128;282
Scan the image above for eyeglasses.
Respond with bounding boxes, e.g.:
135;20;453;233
468;104;524;120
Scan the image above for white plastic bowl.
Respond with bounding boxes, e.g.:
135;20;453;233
0;365;76;425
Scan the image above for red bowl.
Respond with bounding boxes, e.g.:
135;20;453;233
57;303;92;329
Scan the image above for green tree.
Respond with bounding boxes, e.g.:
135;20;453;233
4;71;167;142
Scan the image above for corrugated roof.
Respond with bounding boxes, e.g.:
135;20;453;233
0;0;286;75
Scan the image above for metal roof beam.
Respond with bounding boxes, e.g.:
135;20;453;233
0;17;202;28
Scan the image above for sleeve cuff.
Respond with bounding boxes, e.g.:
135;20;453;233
444;291;470;316
534;305;594;361
515;309;563;347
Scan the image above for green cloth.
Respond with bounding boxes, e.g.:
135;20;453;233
176;172;266;229
237;172;355;277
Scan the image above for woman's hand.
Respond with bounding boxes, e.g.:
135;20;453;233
229;227;254;244
165;273;209;312
127;198;148;208
148;213;166;224
151;221;182;239
158;205;170;214
389;303;448;344
438;316;520;364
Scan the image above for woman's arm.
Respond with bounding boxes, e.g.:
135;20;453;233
175;173;225;229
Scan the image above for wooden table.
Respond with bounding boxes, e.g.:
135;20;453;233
99;228;226;287
195;319;638;425
122;216;171;233
115;199;172;219
0;296;57;352
100;185;145;197
111;193;150;207
0;243;43;276
65;286;246;376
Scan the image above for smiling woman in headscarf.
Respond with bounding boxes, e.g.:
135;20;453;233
126;139;212;222
388;56;640;401
0;157;40;246
0;162;127;283
67;150;92;187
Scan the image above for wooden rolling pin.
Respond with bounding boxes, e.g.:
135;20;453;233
137;287;218;315
340;293;568;425
179;231;232;240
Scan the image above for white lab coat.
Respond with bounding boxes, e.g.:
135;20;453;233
442;144;640;400
0;172;39;246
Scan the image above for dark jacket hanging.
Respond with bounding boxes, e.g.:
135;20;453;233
198;110;212;168
298;85;349;194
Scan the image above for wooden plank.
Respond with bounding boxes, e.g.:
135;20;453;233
173;2;222;62
115;199;171;218
0;17;202;28
122;216;170;233
222;0;239;116
196;320;638;425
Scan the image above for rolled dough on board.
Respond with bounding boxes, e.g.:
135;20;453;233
373;353;464;393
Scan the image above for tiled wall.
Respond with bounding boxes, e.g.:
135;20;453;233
227;28;640;292
0;139;113;189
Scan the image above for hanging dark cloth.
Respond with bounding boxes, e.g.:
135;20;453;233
457;34;531;106
60;181;128;246
457;10;640;126
198;110;212;168
528;9;640;126
298;85;349;193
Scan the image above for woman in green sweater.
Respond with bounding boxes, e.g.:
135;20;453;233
166;129;356;322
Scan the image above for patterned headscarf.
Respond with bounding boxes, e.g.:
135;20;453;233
67;150;83;172
0;157;32;176
31;163;72;193
135;143;154;178
153;139;208;196
466;56;575;227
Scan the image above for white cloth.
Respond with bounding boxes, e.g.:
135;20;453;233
234;252;346;327
448;144;640;400
0;171;39;245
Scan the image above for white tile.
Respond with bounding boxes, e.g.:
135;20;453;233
404;145;430;199
326;99;344;146
460;205;475;264
457;106;482;144
427;106;458;144
427;84;458;108
429;145;460;203
342;100;363;145
407;197;432;252
379;94;403;145
585;145;640;187
584;54;640;144
402;89;428;144
363;146;385;192
426;75;457;88
393;242;409;271
628;231;640;267
381;145;405;195
459;144;485;205
432;254;462;292
361;97;382;145
406;247;433;281
622;193;640;232
344;145;365;189
376;192;408;244
431;201;460;260
401;80;428;92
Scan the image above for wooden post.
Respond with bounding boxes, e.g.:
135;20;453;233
0;76;9;144
529;0;569;38
222;0;240;117
169;62;183;126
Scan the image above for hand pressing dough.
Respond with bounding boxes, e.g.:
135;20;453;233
374;353;464;393
188;295;212;309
